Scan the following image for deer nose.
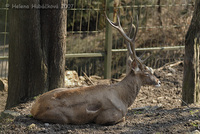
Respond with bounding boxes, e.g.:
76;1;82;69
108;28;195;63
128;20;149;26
158;80;161;85
155;80;161;87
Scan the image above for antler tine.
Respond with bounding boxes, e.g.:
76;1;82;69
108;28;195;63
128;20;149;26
104;12;132;44
117;12;121;27
105;12;135;61
127;16;138;60
128;15;144;69
128;16;135;40
132;16;148;70
132;15;138;42
139;51;146;59
126;16;134;60
139;51;150;63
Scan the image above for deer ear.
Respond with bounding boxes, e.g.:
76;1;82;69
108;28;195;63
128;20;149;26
132;60;138;69
127;56;132;67
131;60;139;74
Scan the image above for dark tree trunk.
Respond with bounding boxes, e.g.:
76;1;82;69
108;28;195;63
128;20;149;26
40;0;66;90
6;0;67;109
182;0;200;105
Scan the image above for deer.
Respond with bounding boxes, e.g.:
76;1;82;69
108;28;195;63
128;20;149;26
30;12;161;125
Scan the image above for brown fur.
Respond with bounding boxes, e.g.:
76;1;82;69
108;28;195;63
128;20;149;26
31;67;160;125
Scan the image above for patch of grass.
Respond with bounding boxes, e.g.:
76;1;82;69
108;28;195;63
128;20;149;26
189;119;200;128
190;110;199;117
33;94;41;100
190;123;198;127
0;114;14;124
26;114;33;118
134;111;143;114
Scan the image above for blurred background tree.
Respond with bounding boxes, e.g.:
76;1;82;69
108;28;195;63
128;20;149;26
182;0;200;105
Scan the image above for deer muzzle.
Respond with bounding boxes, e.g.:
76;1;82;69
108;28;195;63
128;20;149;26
155;80;161;87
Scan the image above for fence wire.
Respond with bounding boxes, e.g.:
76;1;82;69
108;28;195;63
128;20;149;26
0;0;195;78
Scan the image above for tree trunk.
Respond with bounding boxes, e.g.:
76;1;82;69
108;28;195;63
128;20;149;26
182;0;200;105
40;0;66;90
6;0;67;109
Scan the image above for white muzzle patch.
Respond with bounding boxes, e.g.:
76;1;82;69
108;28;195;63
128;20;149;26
155;81;161;87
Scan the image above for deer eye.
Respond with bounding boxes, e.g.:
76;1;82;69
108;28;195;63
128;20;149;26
144;72;149;76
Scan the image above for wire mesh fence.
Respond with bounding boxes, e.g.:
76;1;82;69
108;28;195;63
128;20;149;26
66;0;194;78
0;0;9;78
0;0;195;79
66;0;106;77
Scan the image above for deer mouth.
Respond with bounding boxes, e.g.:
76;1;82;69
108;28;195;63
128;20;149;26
155;81;161;87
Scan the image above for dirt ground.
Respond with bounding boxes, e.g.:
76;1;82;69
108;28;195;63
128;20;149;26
1;61;200;134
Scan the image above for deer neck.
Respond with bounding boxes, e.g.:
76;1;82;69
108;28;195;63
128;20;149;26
115;72;142;107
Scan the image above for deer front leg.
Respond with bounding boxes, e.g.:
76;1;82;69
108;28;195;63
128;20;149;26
95;109;125;125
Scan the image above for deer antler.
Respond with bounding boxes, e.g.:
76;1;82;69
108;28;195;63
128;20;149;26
105;12;144;70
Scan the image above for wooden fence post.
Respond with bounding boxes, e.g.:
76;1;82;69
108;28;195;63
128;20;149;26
104;0;113;79
194;37;199;102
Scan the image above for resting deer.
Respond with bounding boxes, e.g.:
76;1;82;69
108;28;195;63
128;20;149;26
30;13;161;125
